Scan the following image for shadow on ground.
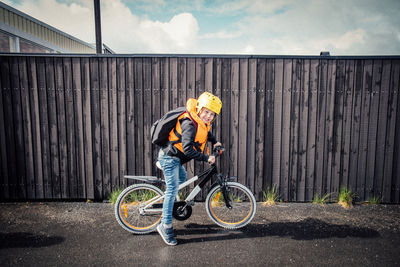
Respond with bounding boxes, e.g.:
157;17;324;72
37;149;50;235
176;218;380;244
0;232;65;249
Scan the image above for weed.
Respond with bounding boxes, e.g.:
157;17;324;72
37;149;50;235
312;193;331;206
262;185;279;206
338;187;355;209
367;195;382;205
109;187;123;205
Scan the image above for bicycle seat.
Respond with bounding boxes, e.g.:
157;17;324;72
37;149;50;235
156;161;163;171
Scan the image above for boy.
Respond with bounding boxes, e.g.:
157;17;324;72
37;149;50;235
157;92;222;245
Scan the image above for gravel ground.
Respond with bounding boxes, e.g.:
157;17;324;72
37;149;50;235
1;202;399;266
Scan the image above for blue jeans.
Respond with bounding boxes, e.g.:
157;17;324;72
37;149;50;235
158;149;187;225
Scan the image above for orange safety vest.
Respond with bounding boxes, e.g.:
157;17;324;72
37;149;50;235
168;98;211;154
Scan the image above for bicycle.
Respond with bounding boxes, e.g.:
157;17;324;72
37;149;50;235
114;146;256;234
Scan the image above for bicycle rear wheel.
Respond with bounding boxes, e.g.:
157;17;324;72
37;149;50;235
114;184;164;234
205;182;256;229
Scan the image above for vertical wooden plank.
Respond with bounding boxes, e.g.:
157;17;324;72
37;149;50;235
393;61;400;203
170;57;178;107
0;58;9;200
220;58;231;178
161;58;170;112
0;57;13;199
280;59;292;201
10;57;26;199
186;58;196;181
374;60;391;200
126;58;136;184
81;57;94;199
202;57;214;197
290;59;301;201
212;57;222;172
385;60;399;202
315;59;328;198
28;57;43;199
134;58;144;176
54;57;68;198
109;57;119;188
45;57;61;198
205;57;213;91
238;58;248;188
90;57;102;199
297;59;310;202
142;58;152;175
0;57;8;200
72;57;86;198
37;57;52;199
255;58;266;200
306;59;318;201
177;57;187;107
195;57;205;200
152;57;161;175
247;58;257;194
341;60;355;189
264;59;275;191
357;60;373;200
18;57;35;199
327;59;340;196
230;58;240;181
349;60;364;194
117;58;127;187
63;57;78;198
99;57;111;194
272;59;283;194
365;60;382;200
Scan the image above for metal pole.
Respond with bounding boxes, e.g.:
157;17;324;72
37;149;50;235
94;0;102;54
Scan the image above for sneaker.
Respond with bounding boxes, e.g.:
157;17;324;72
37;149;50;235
157;224;177;246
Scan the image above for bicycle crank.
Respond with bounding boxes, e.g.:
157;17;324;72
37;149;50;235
172;201;192;221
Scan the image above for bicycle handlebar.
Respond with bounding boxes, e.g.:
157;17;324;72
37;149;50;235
212;146;225;157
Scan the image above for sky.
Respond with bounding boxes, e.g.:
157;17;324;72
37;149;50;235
3;0;400;55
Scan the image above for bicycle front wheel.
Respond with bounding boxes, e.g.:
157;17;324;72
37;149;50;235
205;182;256;229
114;184;164;234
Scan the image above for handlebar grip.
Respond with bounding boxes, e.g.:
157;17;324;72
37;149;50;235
213;146;225;157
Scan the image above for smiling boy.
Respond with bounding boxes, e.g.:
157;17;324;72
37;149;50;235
157;92;222;245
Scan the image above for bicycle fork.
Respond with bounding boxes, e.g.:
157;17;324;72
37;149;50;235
217;173;232;209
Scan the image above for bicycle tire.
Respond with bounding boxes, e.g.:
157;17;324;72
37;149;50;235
205;182;256;229
114;183;164;234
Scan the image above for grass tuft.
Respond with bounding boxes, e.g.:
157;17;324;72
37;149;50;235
367;195;382;205
108;187;123;205
338;187;355;209
312;193;331;206
262;185;279;206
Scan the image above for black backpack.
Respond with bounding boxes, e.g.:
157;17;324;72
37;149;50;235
151;107;187;147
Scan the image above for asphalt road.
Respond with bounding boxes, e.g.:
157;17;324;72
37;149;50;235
1;202;399;266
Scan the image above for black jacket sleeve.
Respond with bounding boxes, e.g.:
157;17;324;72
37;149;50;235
208;131;217;145
180;118;209;162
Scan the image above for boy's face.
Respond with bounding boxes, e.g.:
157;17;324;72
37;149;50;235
198;107;216;124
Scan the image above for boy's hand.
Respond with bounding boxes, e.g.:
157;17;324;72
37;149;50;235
213;142;222;148
208;155;216;165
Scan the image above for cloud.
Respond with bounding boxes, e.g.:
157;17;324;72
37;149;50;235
200;30;242;40
4;0;400;55
6;0;200;53
137;13;199;52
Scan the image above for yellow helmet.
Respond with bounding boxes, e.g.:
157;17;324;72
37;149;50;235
196;92;222;115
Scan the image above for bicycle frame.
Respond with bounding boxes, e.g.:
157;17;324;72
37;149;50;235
126;165;220;215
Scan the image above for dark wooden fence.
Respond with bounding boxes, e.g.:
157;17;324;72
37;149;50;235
1;54;399;203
